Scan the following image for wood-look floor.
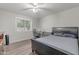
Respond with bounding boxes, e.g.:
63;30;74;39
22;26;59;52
3;39;36;55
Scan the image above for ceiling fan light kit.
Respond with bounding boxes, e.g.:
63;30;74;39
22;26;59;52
23;3;44;13
33;3;38;6
32;3;39;13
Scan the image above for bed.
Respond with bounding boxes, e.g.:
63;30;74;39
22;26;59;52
31;27;79;55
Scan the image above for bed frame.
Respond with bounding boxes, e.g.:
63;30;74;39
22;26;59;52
31;27;79;55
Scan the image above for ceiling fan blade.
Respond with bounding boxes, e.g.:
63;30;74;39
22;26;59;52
29;3;45;7
21;8;32;11
23;3;34;8
30;3;35;7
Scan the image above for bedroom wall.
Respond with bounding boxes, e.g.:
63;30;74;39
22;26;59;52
32;17;41;30
54;7;79;27
40;6;79;32
0;10;35;44
40;15;56;32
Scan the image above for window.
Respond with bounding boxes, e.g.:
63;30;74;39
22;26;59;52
16;17;32;32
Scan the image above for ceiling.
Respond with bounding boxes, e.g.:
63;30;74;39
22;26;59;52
0;3;79;19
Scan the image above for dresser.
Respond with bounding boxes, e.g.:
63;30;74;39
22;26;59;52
33;30;51;39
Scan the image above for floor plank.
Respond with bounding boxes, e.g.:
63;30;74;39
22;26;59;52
3;39;36;55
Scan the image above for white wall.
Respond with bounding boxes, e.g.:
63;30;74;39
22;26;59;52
40;7;79;32
40;15;56;32
32;17;40;30
0;10;34;44
54;7;79;27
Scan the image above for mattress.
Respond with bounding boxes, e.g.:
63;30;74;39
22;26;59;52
32;35;78;55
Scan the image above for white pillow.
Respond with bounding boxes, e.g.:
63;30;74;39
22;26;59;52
63;33;76;38
54;33;63;36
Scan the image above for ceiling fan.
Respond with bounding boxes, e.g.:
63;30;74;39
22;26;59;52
22;3;48;13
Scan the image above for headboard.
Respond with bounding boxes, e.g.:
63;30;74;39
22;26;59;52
52;27;78;39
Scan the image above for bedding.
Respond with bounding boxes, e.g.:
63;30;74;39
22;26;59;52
63;33;76;38
52;27;78;39
32;35;78;55
54;32;63;36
